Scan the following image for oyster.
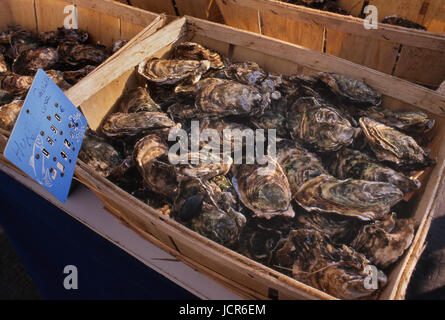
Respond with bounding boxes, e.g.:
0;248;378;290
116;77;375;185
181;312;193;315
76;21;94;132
274;229;387;299
101;111;176;138
328;148;420;194
0;99;23;130
79;130;122;177
321;1;348;15
0;90;13;106
232;157;295;219
276;139;327;196
112;40;128;53
63;65;96;85
286;97;358;152
46;70;72;91
0;73;33;96
357;106;435;134
382;15;426;31
8;29;38;59
359;117;435;170
295;210;362;245
173;78;270;119
12;47;59;75
251;106;288;138
133;134;178;200
171;152;233;181
138;57;210;85
295;174;404;221
119;87;161;113
173;42;224;69
39;27;89;46
0;53;8;73
176;179;246;247
318;72;382;106
350;213;415;269
57;42;109;68
239;216;294;265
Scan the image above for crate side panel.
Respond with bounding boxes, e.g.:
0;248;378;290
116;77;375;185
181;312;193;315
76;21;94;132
422;0;445;34
368;0;427;25
325;29;400;75
6;0;38;32
261;12;324;51
215;0;260;33
336;0;365;16
128;0;177;16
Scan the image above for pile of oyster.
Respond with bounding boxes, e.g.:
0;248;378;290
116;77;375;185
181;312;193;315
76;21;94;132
0;26;123;131
80;42;436;299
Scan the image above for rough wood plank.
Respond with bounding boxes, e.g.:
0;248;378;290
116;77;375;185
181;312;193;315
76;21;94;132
368;0;427;25
66;17;186;108
3;0;37;32
215;0;261;33
175;0;223;22
127;0;177;15
187;17;445;117
261;13;324;51
393;46;445;88
34;0;69;32
326;30;400;75
218;0;445;52
422;0;445;34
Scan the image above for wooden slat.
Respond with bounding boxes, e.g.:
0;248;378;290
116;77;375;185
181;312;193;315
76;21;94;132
34;0;69;32
218;0;445;52
175;0;223;22
393;46;445;88
325;30;400;75
215;0;261;33
260;13;324;51
368;0;427;25
336;0;364;16
127;0;177;16
186;17;445;117
4;0;38;33
422;0;445;34
66;17;186;109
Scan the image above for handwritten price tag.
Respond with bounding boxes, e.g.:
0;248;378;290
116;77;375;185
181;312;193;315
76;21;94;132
4;69;87;202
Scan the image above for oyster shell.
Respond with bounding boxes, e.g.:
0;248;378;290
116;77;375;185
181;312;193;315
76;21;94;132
46;70;72;91
8;29;38;59
173;78;270;119
251;106;288;138
57;42;109;68
112;40;128;53
12;47;59;75
359;117;435;170
274;229;387;299
357;106;435;134
286;97;358;152
79;130;122;177
119;87;161;113
0;99;23;130
0;90;13;106
0;53;8;73
39;27;89;46
232;157;295;219
318;72;382;106
101;111;176;138
62;65;96;85
276;139;327;196
133;134;178;200
173;42;224;69
295;174;404;221
0;73;33;96
321;1;348;15
350;213;415;269
382;15;426;31
329;148;420;194
295;210;362;245
239;216;294;265
138;57;210;85
176;179;246;247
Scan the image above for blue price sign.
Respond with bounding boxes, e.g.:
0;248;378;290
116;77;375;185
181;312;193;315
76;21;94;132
4;69;87;202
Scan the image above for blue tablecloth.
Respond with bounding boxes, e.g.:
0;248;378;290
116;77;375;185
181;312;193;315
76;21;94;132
0;170;197;300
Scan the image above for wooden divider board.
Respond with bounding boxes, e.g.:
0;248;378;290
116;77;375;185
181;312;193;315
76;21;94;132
215;0;261;33
422;0;445;34
126;0;177;16
1;0;38;32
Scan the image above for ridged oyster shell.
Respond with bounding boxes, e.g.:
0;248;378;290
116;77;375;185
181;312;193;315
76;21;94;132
138;57;210;85
0;99;23;130
173;42;224;69
328;148;420;194
286;97;358;152
12;47;59;75
274;229;387;299
0;72;33;96
359;117;435;170
119;87;161;113
232;157;295;219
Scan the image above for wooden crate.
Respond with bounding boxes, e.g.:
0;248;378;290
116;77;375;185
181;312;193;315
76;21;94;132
115;0;224;22
215;0;445;88
60;16;445;300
